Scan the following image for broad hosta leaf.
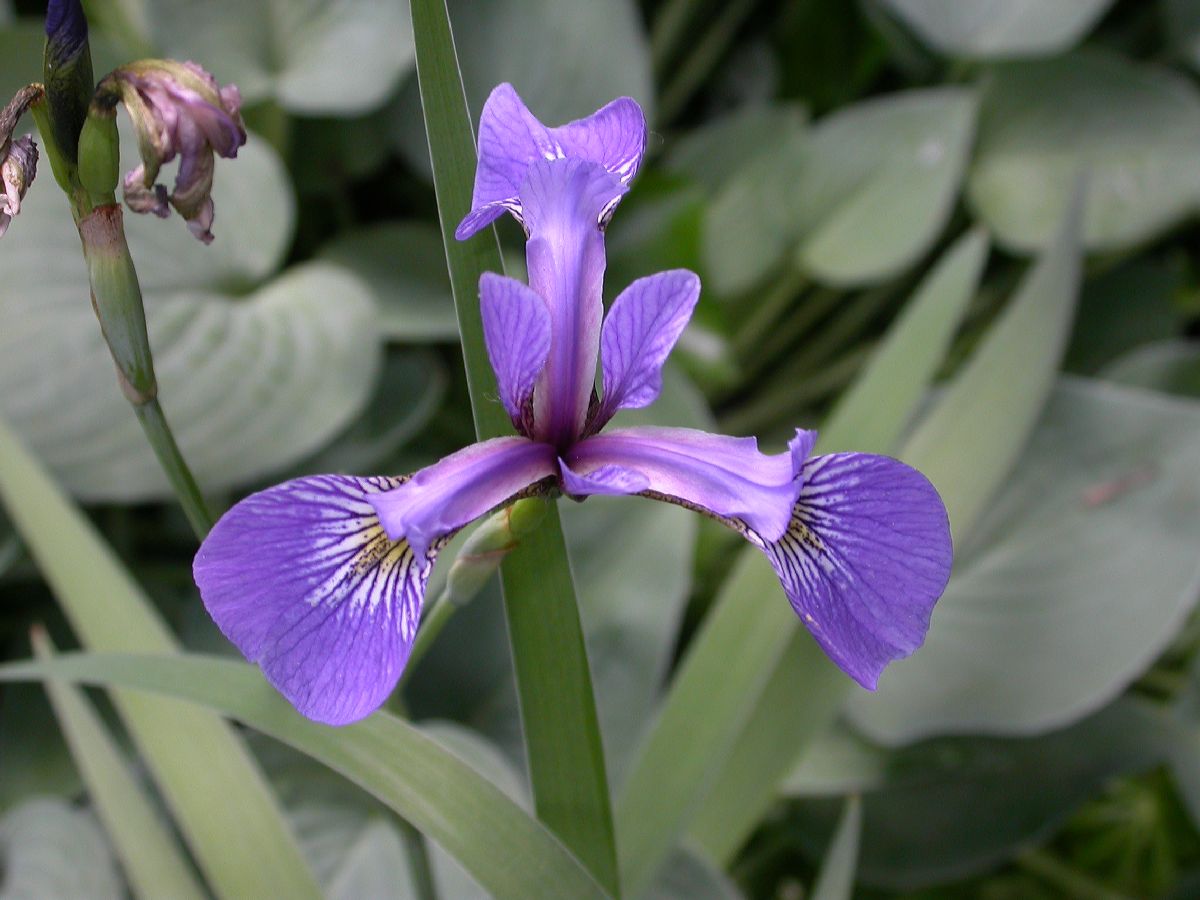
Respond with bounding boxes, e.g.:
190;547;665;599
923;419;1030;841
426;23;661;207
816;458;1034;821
851;379;1200;741
319;223;459;341
794;88;977;287
968;50;1200;254
138;0;414;115
0;798;122;900
0;128;380;501
0;260;379;501
880;0;1115;59
1103;340;1200;398
702;89;975;294
391;0;653;176
666;104;809;193
790;700;1171;888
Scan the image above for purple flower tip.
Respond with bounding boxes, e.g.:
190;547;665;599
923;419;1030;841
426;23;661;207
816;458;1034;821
45;0;88;63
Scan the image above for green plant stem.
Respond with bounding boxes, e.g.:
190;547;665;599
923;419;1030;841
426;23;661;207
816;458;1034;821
133;399;214;537
410;0;619;893
77;204;213;539
398;818;440;900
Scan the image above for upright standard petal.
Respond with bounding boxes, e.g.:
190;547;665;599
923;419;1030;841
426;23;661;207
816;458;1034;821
754;452;952;690
455;83;647;240
194;475;432;726
522;158;626;446
369;437;558;558
480;272;551;433
593;269;701;428
562;426;798;540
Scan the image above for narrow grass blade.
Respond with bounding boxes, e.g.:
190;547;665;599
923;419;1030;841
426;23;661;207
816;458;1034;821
30;629;206;900
810;796;862;900
0;416;320;900
0;653;611;900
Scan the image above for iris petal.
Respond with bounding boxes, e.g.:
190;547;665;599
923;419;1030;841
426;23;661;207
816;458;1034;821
480;272;552;432
563;426;798;540
369;437;558;558
194;475;432;726
756;452;952;689
455;83;646;240
595;269;701;428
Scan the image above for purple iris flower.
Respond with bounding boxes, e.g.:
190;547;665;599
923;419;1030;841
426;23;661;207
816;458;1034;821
194;84;952;727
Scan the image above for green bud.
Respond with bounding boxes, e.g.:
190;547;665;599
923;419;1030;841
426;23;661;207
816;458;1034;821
43;0;94;170
443;498;549;607
77;108;119;201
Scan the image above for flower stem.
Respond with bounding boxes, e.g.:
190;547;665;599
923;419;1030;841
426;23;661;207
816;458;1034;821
76;204;213;539
133;399;214;537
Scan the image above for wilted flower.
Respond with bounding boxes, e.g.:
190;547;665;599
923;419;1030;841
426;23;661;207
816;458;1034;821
94;60;246;243
194;84;953;726
0;135;38;238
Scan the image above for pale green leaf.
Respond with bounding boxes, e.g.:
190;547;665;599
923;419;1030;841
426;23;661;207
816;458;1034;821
1103;339;1200;398
968;51;1200;254
818;228;989;453
0;417;321;900
319;223;459;342
795;88;977;287
903;180;1083;539
139;0;413;114
0;798;122;900
32;632;206;900
0;653;611;900
851;379;1200;741
880;0;1115;58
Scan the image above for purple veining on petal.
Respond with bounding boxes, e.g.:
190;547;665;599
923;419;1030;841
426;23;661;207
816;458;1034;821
455;83;647;240
480;272;552;433
564;426;798;540
193;474;429;726
521;158;626;446
369;437;557;558
755;452;952;689
594;269;701;429
559;459;650;497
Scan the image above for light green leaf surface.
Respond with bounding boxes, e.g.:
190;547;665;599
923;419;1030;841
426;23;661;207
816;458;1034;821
0;653;611;900
319;222;460;341
968;51;1200;254
810;796;862;900
32;632;206;900
794;88;977;287
0;798;122;900
790;700;1172;889
851;379;1200;741
702;88;975;295
138;0;413;114
1103;340;1200;398
0;117;381;500
880;0;1115;58
619;229;993;878
818;228;989;453
903;180;1083;539
0;417;321;900
666;104;809;193
392;0;654;176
